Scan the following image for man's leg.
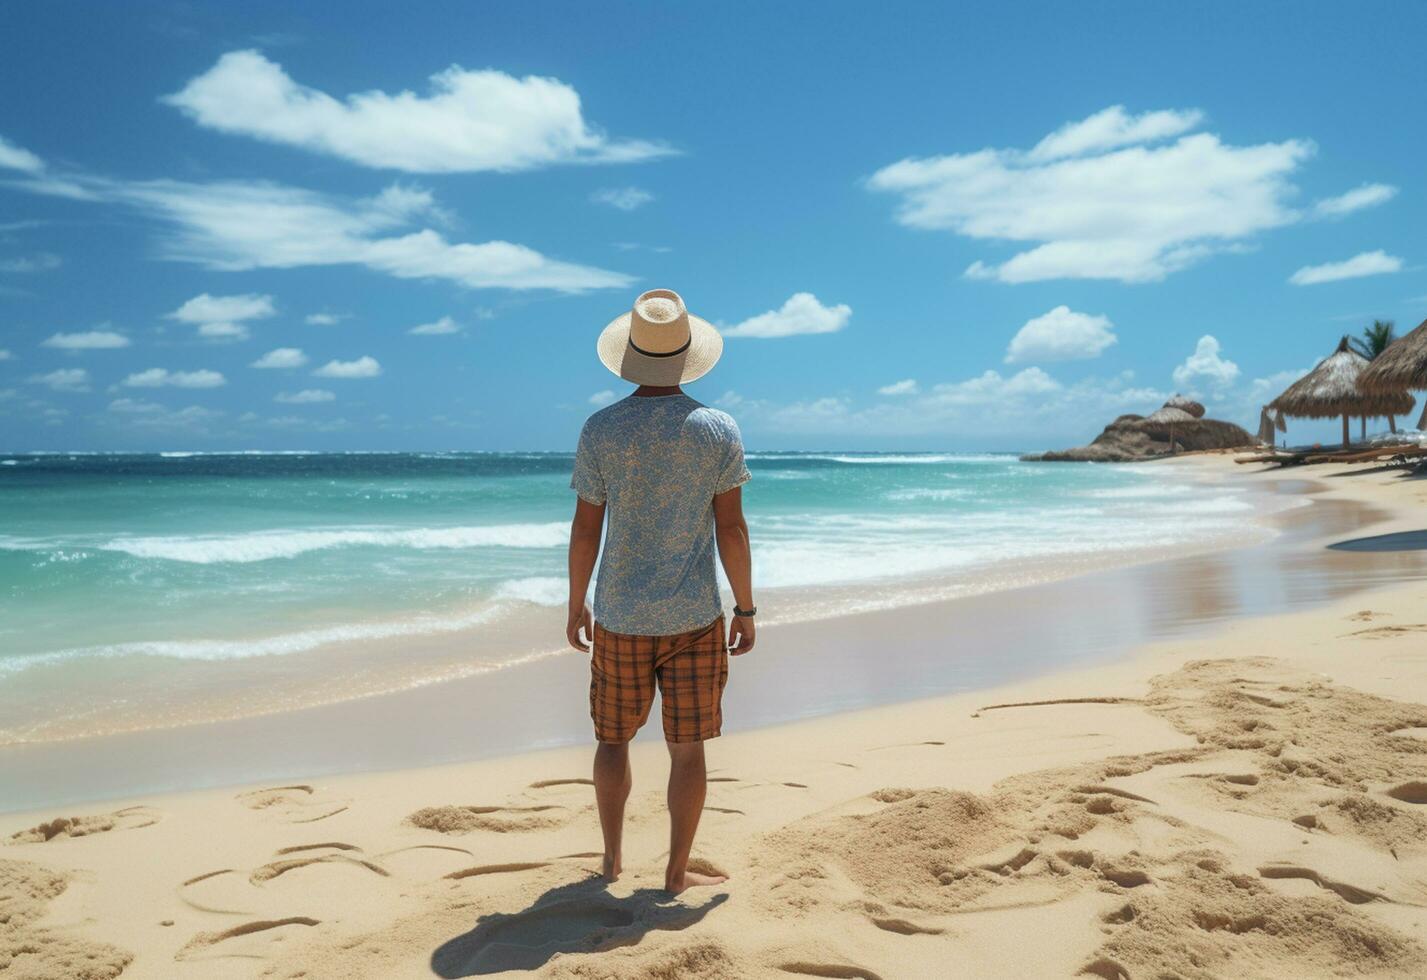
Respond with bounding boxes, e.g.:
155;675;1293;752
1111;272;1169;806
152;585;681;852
664;740;728;894
593;740;631;880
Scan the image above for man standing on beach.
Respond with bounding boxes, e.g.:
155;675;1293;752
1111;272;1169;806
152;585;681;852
566;288;756;895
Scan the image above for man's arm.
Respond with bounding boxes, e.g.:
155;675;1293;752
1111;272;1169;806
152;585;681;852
713;486;755;655
567;497;605;651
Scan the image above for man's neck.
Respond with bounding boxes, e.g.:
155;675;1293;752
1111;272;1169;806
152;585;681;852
631;385;683;398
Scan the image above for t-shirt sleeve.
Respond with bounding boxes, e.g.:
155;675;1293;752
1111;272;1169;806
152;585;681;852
570;421;607;505
714;416;752;495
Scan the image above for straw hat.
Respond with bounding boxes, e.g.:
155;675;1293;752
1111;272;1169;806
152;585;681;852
597;289;724;386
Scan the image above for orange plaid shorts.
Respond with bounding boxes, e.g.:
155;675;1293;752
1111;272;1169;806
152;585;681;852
590;616;728;744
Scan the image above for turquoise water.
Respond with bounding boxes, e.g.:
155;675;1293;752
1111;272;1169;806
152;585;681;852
0;451;1270;741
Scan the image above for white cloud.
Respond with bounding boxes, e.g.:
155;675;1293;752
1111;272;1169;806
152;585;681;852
1005;306;1117;364
1289;250;1403;286
107;397;165;414
197;322;250;340
275;388;335;403
168;292;276;324
0;135;45;174
1313;183;1397;218
28;368;90;392
10;167;632;293
591;186;654;211
925;367;1062;406
305;312;348;325
724;293;852;339
162;50;673;173
1244;368;1309;408
869;105;1312;283
251;347;308;369
122;368;226;388
1027;106;1205;161
41;329;130;350
408;315;459;335
313;356;381;379
588;390;617;406
0;349;12;360
1173;335;1240;391
0;252;61;273
878;379;920;396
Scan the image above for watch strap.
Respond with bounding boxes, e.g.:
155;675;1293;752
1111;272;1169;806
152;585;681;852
732;605;757;618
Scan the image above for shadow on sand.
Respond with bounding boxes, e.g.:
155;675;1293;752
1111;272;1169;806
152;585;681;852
1328;528;1427;552
430;876;728;976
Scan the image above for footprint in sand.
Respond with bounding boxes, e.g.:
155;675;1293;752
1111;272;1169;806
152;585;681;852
237;785;349;823
444;861;552;881
1257;864;1386;905
870;740;946;751
528;777;595;789
778;962;886;980
1345;623;1427;640
1385;781;1427;805
179;843;392;915
407;804;572;834
376;843;474;878
176;916;320;961
8;805;161;843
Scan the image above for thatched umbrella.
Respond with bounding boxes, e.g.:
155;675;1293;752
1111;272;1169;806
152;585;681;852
1358;315;1427;430
1268;336;1414;449
1165;393;1207;419
1139;405;1197;454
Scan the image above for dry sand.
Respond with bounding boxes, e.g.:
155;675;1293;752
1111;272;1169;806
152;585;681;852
4;456;1427;979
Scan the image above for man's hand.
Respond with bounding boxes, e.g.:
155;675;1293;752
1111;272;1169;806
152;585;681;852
567;603;594;652
728;614;756;656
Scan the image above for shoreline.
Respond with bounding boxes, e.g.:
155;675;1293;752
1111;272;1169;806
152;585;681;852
2;455;1425;978
2;456;1421;814
0;455;1285;749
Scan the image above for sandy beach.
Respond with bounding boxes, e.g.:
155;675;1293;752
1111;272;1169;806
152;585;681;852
4;455;1427;979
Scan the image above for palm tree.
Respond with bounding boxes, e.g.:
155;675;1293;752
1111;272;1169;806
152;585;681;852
1349;320;1400;432
1349;320;1395;359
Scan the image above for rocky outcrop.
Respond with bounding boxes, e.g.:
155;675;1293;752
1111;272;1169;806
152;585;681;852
1024;404;1255;462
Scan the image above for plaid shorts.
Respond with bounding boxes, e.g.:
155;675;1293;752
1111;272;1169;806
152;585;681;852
590;616;728;744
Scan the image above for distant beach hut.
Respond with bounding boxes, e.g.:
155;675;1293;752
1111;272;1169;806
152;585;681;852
1139;405;1198;454
1165;394;1207;419
1268;336;1414;449
1358;315;1427;430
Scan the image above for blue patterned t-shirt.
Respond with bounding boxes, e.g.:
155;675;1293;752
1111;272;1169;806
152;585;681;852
570;393;750;636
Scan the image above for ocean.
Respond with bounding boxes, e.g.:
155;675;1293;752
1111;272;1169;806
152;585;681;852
0;451;1277;745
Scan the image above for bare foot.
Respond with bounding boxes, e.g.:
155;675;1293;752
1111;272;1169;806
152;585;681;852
601;853;621;881
664;869;728;895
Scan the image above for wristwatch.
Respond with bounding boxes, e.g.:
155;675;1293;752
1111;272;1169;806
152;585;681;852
732;605;757;618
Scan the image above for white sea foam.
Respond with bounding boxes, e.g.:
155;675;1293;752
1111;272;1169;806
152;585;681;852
95;523;571;563
0;605;505;677
494;576;567;606
0;523;578;564
1079;483;1197;499
884;487;972;502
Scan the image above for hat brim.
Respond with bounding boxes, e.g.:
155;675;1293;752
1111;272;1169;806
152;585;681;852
597;312;724;386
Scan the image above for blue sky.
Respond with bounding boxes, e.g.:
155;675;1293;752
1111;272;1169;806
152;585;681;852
2;1;1423;452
